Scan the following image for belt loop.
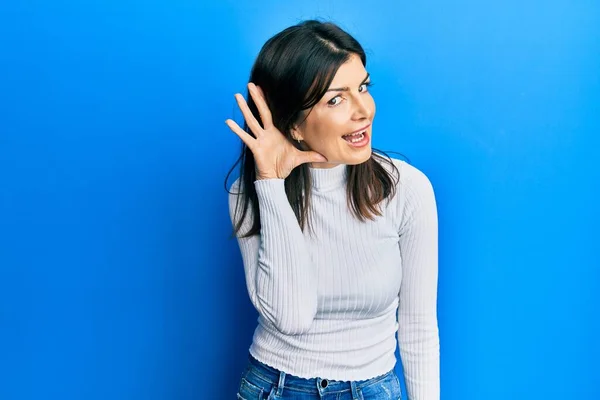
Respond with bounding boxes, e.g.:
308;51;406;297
276;370;286;396
350;381;360;400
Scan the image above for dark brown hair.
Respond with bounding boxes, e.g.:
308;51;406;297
224;20;404;238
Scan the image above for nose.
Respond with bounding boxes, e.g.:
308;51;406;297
351;93;372;121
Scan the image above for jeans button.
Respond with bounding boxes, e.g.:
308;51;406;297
321;379;328;388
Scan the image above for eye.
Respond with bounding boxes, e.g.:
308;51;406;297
327;96;343;106
359;81;373;93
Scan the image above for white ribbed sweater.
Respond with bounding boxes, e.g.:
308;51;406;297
228;157;440;400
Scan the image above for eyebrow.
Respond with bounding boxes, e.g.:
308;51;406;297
326;73;371;92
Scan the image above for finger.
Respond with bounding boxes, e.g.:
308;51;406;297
297;150;328;165
225;119;255;150
248;83;273;129
234;93;263;137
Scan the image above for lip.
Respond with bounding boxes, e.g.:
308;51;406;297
343;128;370;148
346;123;371;136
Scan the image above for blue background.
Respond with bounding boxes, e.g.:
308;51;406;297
1;1;598;399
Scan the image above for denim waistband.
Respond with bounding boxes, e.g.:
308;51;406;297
245;353;395;395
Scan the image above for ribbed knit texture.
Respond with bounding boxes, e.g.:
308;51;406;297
228;158;440;400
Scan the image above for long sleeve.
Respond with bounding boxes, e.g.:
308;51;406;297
228;177;318;335
396;164;440;400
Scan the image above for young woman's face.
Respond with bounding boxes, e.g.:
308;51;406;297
293;53;375;168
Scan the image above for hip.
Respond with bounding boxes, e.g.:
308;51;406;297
236;353;402;400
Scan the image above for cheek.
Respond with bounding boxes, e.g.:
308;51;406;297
309;111;347;139
324;108;356;133
330;112;351;126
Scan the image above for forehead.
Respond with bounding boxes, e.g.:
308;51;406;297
328;54;367;86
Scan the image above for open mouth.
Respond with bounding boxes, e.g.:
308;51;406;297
342;124;371;147
342;130;367;143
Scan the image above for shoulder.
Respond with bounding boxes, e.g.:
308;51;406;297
394;158;435;196
394;161;437;234
374;155;435;195
374;156;437;228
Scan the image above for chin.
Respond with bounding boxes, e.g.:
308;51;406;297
342;149;372;166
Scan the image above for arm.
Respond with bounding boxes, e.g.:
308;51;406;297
228;177;318;335
396;163;440;400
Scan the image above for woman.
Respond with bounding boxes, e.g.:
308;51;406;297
225;20;439;400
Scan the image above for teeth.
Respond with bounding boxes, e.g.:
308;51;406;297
344;130;364;137
346;132;364;143
342;129;367;144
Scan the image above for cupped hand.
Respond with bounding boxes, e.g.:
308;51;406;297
225;82;328;180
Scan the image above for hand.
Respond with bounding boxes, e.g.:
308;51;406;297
225;82;328;180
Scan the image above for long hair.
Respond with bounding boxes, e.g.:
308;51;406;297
224;20;404;238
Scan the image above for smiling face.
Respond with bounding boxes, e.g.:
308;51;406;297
292;54;376;168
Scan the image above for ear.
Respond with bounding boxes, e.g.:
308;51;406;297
290;125;304;142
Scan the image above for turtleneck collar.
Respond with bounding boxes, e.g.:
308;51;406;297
308;163;348;191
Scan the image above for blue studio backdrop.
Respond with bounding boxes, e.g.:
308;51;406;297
1;1;598;399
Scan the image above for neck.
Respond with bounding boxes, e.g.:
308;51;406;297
309;162;342;169
308;162;347;191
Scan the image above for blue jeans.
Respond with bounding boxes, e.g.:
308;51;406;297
237;353;402;400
